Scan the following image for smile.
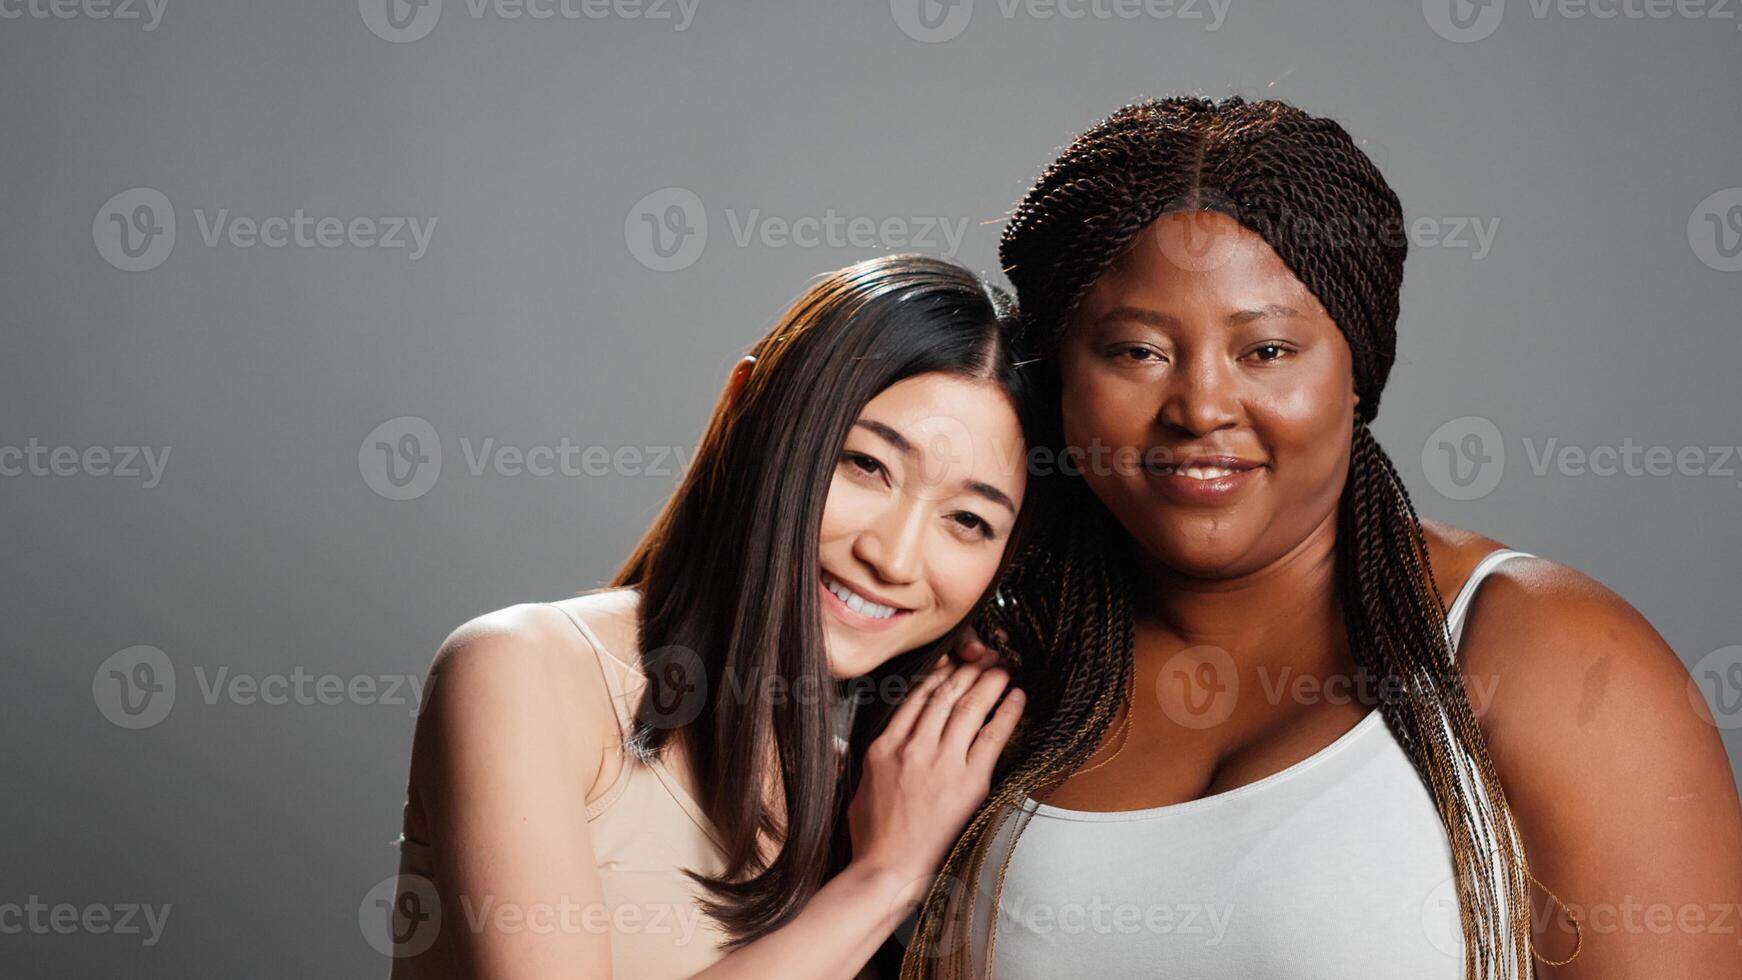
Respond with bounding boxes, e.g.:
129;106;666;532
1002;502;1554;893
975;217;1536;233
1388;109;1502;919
1151;462;1253;480
1144;456;1265;505
820;571;911;628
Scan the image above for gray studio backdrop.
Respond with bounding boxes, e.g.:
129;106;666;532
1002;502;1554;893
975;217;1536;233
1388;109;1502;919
3;1;1739;975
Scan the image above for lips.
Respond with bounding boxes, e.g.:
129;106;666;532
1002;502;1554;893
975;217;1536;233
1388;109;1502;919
819;570;913;632
1144;454;1263;478
1143;453;1265;504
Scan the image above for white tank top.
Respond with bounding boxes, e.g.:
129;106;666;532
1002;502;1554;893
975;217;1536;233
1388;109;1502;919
968;548;1534;979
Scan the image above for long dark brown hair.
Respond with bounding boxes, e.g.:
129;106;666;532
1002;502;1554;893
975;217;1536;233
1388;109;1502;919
610;253;1038;946
905;97;1552;979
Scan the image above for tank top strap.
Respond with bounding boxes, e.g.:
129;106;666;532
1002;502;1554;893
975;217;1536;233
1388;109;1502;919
546;601;639;734
1445;547;1536;652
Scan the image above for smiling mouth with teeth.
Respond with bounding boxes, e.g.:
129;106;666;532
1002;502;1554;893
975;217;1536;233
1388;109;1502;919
821;572;904;621
1152;463;1254;479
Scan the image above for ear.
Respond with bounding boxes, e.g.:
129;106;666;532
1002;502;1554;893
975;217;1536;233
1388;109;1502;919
725;355;756;407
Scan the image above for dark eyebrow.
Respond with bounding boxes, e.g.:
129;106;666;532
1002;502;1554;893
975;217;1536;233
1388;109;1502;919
964;479;1018;516
1226;303;1301;325
854;419;913;456
1090;304;1301;329
1090;306;1180;330
852;419;1018;516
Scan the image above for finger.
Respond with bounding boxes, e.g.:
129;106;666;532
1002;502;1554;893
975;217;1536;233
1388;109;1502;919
956;638;996;664
910;661;984;747
953;627;988;661
966;688;1026;772
940;666;1012;757
877;665;952;746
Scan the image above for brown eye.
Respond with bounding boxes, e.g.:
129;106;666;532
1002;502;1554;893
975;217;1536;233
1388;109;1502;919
840;451;885;478
1250;343;1294;362
951;511;995;540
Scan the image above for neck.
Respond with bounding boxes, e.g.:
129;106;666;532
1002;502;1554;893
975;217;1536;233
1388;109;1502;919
1134;510;1347;668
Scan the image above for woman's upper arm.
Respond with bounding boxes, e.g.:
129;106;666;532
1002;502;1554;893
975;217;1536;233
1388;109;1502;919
1458;561;1742;976
408;605;617;979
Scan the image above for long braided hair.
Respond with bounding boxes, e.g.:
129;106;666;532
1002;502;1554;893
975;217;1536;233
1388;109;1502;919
902;96;1551;979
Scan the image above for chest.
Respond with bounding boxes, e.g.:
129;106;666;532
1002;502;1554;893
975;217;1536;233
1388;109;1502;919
971;719;1489;979
1037;653;1379;812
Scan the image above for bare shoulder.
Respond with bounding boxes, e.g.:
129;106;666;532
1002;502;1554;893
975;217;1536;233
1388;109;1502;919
1425;520;1732;823
1449;546;1692;724
1444;541;1742;965
407;592;642;826
1418;518;1507;609
546;587;644;674
431;589;641;694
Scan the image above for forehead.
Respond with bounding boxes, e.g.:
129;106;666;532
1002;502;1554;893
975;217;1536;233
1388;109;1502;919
855;372;1027;497
1083;210;1323;312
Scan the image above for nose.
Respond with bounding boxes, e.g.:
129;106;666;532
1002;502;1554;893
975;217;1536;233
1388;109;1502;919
1156;348;1241;436
851;492;928;587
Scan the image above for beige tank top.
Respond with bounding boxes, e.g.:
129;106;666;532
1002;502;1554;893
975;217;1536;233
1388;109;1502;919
389;600;732;979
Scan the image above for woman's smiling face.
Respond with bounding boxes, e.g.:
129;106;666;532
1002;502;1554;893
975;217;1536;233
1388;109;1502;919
1056;210;1360;578
816;371;1027;678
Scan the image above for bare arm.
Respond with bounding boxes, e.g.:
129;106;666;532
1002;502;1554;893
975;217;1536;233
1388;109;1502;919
408;606;618;978
408;610;1022;980
1459;560;1742;976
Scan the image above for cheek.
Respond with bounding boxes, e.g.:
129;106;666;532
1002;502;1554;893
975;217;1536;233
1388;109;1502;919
1262;372;1354;457
927;543;1003;622
1059;361;1145;449
819;473;875;541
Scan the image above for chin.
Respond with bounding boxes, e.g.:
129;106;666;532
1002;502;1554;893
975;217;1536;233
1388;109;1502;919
1146;522;1265;577
822;635;891;680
